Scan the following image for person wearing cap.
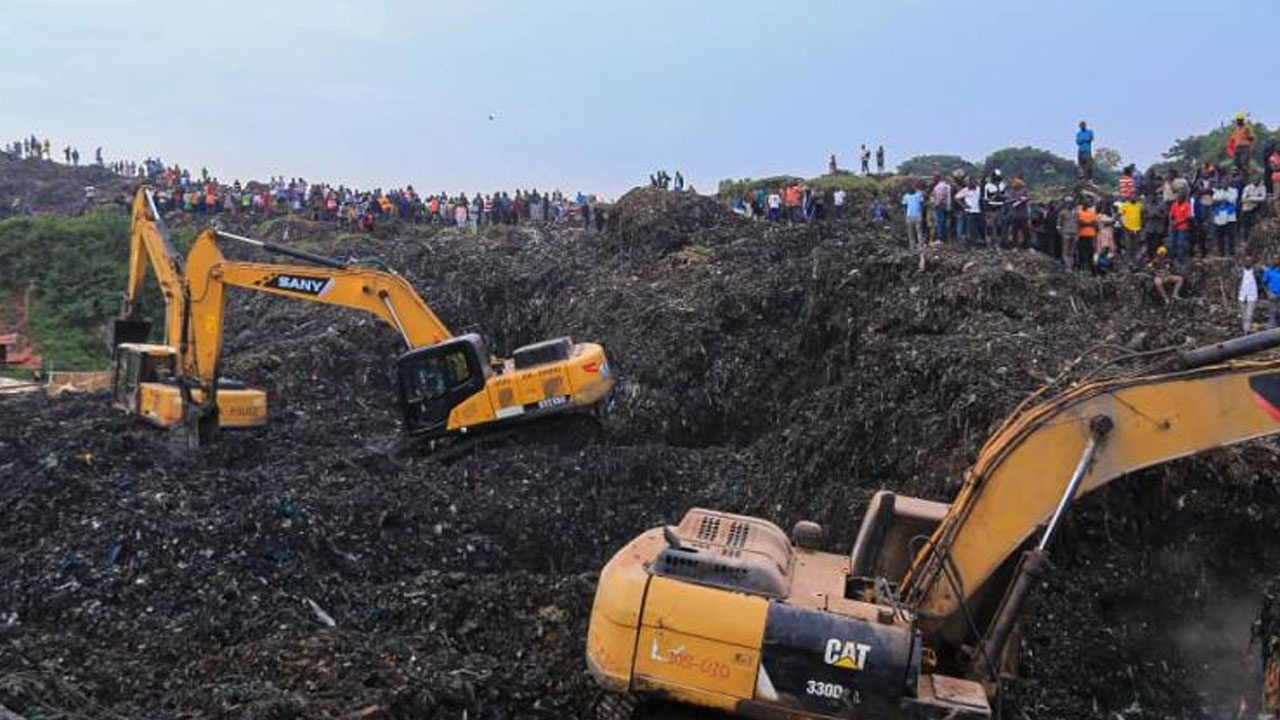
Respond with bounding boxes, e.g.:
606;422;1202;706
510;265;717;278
1076;121;1094;181
1227;112;1255;172
1240;257;1260;333
1150;245;1183;304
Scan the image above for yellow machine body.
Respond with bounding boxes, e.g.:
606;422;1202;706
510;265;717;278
591;333;1280;719
588;510;990;719
184;229;613;438
111;343;267;430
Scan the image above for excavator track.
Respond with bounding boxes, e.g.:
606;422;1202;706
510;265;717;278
387;408;607;464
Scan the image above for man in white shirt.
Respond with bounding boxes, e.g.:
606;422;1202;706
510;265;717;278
956;177;983;244
766;192;782;222
1241;176;1266;244
833;188;847;219
982;170;1007;245
1240;259;1260;333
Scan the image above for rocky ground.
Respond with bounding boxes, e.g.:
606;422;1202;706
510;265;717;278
4;185;1280;719
0;152;135;218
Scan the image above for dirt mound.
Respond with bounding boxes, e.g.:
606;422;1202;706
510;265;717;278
606;187;742;256
0;153;135;216
4;197;1280;719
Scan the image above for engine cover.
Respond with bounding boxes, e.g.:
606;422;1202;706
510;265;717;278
754;603;919;718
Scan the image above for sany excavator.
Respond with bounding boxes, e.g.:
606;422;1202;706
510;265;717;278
113;187;613;444
588;330;1280;719
111;188;268;440
179;225;613;440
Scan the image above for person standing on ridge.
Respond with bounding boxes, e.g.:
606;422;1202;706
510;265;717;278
1241;174;1266;245
1240;258;1260;333
860;145;871;174
902;182;925;249
875;145;885;174
929;174;952;243
1228;112;1255;172
1076;121;1094;181
828;153;838;174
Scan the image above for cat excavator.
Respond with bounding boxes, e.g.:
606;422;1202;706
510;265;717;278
179;226;613;439
111;187;268;439
588;330;1280;719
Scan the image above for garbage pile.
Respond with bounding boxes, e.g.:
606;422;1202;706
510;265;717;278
4;187;1280;719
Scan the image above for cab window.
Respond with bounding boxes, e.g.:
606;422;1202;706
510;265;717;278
403;347;473;403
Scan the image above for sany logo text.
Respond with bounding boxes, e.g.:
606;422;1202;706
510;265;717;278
267;275;332;296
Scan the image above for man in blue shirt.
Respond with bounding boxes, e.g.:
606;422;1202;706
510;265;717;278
1076;121;1095;181
901;182;925;249
1263;262;1280;328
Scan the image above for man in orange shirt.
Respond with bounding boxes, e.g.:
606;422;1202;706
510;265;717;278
1228;113;1255;172
783;184;801;223
1074;201;1098;272
1168;191;1194;262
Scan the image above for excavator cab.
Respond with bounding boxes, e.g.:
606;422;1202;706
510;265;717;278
112;343;179;415
398;333;489;436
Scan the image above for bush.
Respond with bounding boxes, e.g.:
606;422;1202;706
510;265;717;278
0;209;156;369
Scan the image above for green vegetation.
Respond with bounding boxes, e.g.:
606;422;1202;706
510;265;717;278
716;173;894;199
1161;121;1278;176
0;209;186;370
897;154;978;178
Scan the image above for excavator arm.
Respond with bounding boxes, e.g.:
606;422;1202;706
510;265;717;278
184;228;452;382
902;332;1280;638
115;187;186;348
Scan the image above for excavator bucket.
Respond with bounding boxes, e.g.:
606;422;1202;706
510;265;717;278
111;319;152;347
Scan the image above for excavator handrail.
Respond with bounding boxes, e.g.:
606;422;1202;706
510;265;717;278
902;330;1280;626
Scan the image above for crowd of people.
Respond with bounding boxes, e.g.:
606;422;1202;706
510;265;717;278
3;135;609;233
894;115;1276;277
143;169;607;234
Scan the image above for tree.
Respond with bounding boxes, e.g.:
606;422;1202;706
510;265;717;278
896;154;977;178
1094;147;1122;173
980;147;1079;188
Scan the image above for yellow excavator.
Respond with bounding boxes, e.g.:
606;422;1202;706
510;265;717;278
588;330;1280;719
111;188;268;439
179;225;613;439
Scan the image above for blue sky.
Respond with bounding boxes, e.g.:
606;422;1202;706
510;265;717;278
1;0;1275;197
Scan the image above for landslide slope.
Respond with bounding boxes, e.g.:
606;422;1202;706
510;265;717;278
3;188;1280;719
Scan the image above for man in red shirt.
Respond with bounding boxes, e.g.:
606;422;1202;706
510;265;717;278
1168;191;1193;261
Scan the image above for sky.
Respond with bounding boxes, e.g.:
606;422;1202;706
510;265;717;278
1;0;1276;197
